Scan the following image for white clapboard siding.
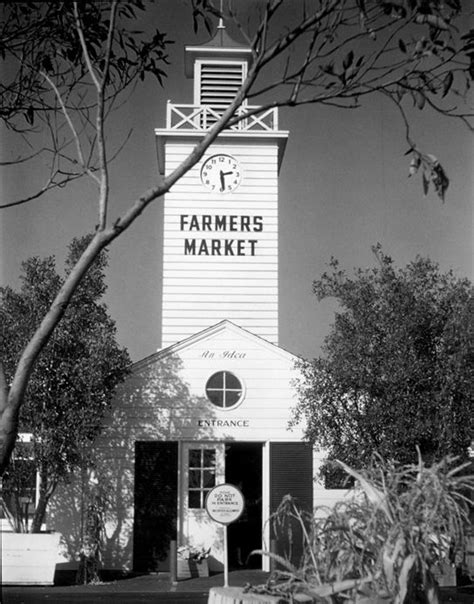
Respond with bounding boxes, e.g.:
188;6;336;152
163;276;277;286
164;285;277;292
163;231;278;242
88;322;309;571
165;199;277;209
163;296;277;305
166;328;278;343
161;139;281;346
104;323;303;444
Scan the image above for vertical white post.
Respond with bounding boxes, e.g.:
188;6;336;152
262;441;271;572
224;524;229;587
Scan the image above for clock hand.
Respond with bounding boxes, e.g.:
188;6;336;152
219;170;225;192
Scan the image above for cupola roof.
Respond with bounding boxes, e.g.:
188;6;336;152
184;20;253;77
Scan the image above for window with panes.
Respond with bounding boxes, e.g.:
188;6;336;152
205;371;243;409
188;447;217;509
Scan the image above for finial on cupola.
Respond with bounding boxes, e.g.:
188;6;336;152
217;0;225;30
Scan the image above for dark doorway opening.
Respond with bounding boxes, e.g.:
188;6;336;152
225;442;262;569
133;441;178;572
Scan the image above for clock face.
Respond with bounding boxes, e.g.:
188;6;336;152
200;154;241;193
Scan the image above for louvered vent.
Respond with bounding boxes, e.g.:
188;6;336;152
199;62;245;125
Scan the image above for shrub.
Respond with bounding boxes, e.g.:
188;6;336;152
252;453;473;603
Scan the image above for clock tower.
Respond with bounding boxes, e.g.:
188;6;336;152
56;21;326;578
155;21;288;349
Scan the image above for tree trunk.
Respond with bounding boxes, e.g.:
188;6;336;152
30;470;56;533
0;404;20;477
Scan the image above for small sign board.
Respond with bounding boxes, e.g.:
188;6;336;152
205;483;244;525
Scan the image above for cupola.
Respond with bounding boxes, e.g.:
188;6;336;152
184;19;253;119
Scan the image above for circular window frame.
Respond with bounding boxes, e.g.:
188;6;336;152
205;370;245;411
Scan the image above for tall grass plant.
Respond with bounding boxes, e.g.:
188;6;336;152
252;454;473;603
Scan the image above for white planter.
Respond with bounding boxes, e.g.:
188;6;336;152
208;587;281;603
1;531;62;585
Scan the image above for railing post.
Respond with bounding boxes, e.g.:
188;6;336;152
166;100;172;129
169;539;177;584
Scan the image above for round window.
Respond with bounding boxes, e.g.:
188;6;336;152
205;371;243;409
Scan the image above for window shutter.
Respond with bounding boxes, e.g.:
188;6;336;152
270;442;313;566
199;61;245;122
133;441;178;572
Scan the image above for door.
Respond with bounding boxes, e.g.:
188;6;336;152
225;443;263;569
181;443;225;565
180;441;263;570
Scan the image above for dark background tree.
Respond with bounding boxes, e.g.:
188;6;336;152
294;246;473;485
1;236;130;532
0;0;472;474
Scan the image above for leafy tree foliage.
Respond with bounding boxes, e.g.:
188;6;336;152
294;246;473;483
0;1;170;127
0;236;130;531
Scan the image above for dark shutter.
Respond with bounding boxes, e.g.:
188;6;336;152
133;441;178;572
270;442;313;566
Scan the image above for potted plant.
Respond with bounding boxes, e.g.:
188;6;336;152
0;238;130;584
177;545;211;579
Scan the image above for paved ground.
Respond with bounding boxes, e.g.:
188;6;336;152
2;571;473;604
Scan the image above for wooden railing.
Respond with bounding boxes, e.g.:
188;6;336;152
165;103;279;132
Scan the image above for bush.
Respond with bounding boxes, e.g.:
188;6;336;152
252;454;473;603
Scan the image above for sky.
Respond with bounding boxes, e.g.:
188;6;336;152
1;1;472;363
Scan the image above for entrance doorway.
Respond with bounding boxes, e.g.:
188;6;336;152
180;441;263;571
225;443;262;569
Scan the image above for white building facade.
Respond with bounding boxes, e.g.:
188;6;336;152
50;24;344;575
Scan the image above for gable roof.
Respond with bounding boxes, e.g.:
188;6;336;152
133;320;300;372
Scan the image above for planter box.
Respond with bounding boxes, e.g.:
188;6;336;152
177;557;209;579
432;560;457;587
1;531;62;585
208;587;283;603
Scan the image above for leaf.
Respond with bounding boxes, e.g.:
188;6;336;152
425;572;440;604
395;86;405;102
383;535;405;587
25;105;34;125
343;50;354;70
442;72;454;97
250;549;298;574
432;162;449;201
321;63;334;75
397;554;417;603
415;14;449;30
422;171;430;196
306;575;375;598
409;155;420;176
41;55;53;72
293;594;314;602
413;90;426;109
336;460;393;520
